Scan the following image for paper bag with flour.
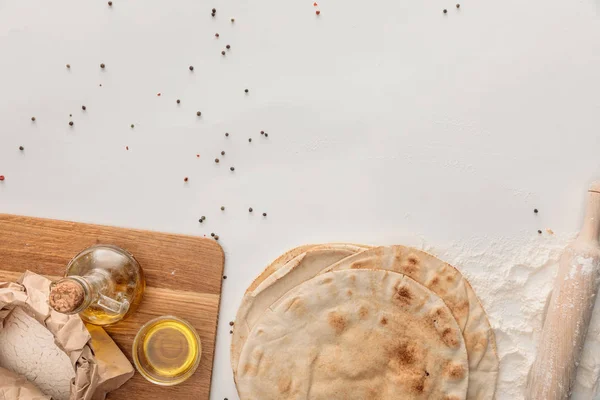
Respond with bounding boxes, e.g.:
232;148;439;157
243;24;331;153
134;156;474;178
0;271;134;400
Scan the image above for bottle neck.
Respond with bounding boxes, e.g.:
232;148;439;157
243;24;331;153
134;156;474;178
49;271;113;315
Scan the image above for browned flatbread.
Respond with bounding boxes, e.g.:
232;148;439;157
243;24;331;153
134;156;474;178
237;269;469;400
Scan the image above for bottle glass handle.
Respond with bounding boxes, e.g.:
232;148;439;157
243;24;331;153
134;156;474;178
97;294;130;315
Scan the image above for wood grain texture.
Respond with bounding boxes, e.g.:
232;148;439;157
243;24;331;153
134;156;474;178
0;214;224;400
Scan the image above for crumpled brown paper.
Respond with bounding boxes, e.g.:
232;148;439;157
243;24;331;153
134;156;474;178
0;271;134;400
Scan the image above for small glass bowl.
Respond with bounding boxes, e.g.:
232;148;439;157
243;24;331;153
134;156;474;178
132;315;201;386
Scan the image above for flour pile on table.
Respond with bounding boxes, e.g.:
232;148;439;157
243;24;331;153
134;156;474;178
429;232;600;400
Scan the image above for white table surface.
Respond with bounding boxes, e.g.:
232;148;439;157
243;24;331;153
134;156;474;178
1;0;599;398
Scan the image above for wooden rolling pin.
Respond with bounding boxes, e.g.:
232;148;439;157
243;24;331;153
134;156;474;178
527;182;600;400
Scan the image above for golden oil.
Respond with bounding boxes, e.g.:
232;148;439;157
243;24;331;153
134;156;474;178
133;316;201;385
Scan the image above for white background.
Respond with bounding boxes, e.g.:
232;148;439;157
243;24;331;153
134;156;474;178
1;0;599;398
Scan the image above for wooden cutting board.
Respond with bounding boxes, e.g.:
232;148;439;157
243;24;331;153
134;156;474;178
0;214;224;400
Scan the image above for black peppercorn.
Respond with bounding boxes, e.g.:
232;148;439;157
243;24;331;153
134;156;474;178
265;133;269;137
130;124;134;128
260;131;264;135
199;218;203;223
231;18;235;22
69;114;72;117
534;209;539;214
222;50;226;55
215;33;220;38
19;146;24;151
443;9;447;13
226;44;231;49
215;158;219;163
229;330;233;334
230;166;235;171
177;99;181;104
212;8;216;13
229;321;234;326
108;1;112;6
249;207;253;212
215;235;219;240
211;232;215;237
82;105;86;111
31;117;36;122
538;230;542;234
244;89;249;93
221;151;225;155
263;212;267;217
211;12;215;17
248;138;252;142
225;132;229;137
197;111;201;116
456;3;460;8
66;64;70;69
223;275;227;279
69;121;74;126
221;206;225;210
189;65;194;71
100;63;105;69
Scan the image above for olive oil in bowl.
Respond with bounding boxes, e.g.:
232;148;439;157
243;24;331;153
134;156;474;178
133;316;201;385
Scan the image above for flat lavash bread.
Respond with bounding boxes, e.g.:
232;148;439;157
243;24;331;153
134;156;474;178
321;246;498;400
231;243;371;376
236;269;469;400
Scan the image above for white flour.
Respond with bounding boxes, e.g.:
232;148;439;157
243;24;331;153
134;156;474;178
425;233;600;400
0;306;74;400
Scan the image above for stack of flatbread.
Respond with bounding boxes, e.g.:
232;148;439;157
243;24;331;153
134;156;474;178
231;244;498;399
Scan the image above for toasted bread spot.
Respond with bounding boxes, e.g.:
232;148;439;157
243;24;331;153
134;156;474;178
446;275;454;282
429;276;440;287
411;376;426;394
278;376;291;393
408;255;420;265
328;312;347;334
347;289;353;296
359;306;369;319
321;277;333;284
442;327;459;348
351;262;364;269
380;317;388;325
391;341;416;365
444;363;466;380
393;285;413;305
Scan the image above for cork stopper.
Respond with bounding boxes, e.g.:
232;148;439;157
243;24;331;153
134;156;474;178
49;279;85;313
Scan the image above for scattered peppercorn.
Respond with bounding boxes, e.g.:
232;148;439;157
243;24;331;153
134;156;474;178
456;3;460;8
108;1;112;6
244;89;249;93
211;233;215;237
225;132;229;137
231;18;235;22
221;206;225;210
197;111;202;116
157;92;161;96
263;212;267;217
248;138;252;142
197;154;200;158
199;218;203;223
215;158;220;163
214;235;219;240
66;64;70;69
229;321;234;326
229;330;233;334
177;99;181;104
31;117;36;122
538;230;542;234
222;50;226;55
215;33;220;38
211;12;215;17
249;207;253;212
19;146;24;151
226;44;231;49
230;166;235;171
126;146;129;150
69;121;74;126
223;275;227;279
221;151;225;155
82;105;86;111
189;65;194;71
184;177;189;182
100;63;105;69
212;8;216;13
260;131;264;135
534;209;539;214
201;216;206;220
0;176;4;181
130;124;134;128
69;114;72;117
265;133;269;137
443;9;447;13
316;10;320;15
